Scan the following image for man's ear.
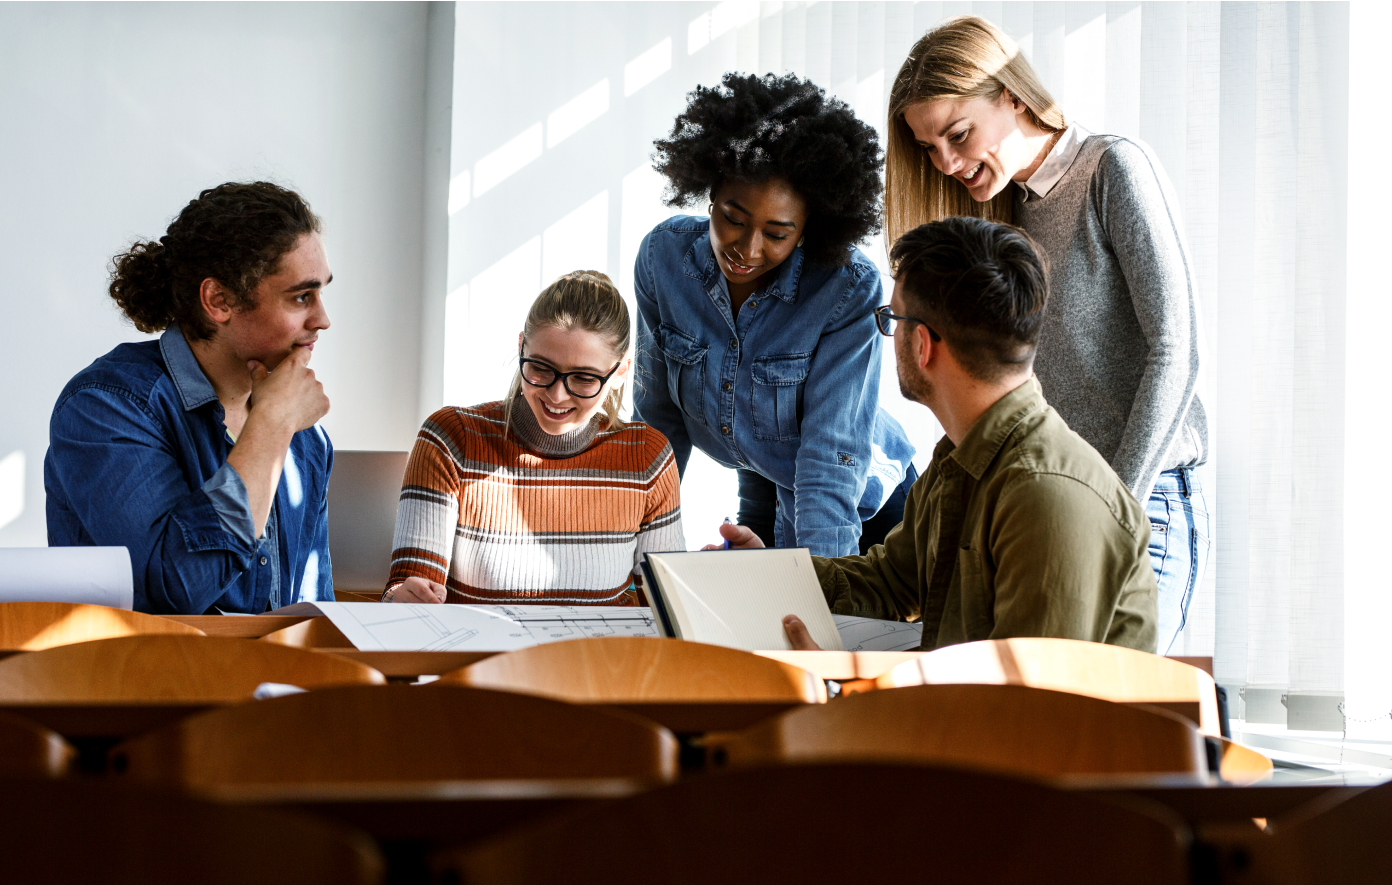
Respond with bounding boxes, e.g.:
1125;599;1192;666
914;322;936;371
199;278;234;326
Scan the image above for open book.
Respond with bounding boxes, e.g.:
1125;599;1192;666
641;548;843;651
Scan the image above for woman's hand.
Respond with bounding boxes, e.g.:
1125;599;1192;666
383;577;447;604
700;522;766;551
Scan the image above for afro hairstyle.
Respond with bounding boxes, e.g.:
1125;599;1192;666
653;72;884;267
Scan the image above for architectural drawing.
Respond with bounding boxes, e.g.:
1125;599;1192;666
833;614;924;652
312;602;659;652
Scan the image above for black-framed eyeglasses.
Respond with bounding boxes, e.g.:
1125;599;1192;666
873;305;941;341
519;356;621;398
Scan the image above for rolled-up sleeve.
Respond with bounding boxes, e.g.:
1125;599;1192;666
791;268;884;556
47;388;256;614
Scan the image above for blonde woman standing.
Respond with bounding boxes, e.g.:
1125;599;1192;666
384;271;683;605
884;16;1207;654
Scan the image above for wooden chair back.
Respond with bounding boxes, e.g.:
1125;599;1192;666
0;635;383;702
438;762;1190;885
0;712;74;777
260;617;355;648
712;683;1206;779
0;776;382;884
878;637;1222;734
0;601;203;650
1215;736;1273;785
1204;778;1392;884
438;636;825;703
111;684;679;788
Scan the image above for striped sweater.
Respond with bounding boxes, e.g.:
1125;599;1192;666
387;398;684;605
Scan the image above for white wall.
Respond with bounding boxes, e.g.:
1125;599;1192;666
0;1;441;546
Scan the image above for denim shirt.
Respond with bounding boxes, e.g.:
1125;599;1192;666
633;215;915;557
44;327;335;614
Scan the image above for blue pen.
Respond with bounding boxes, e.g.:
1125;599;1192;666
722;516;735;550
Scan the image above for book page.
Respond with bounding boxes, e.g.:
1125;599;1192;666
833;614;924;651
311;602;659;651
646;549;843;651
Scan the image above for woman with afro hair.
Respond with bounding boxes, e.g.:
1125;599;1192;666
634;73;916;558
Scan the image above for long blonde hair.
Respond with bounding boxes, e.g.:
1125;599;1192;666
885;15;1066;246
506;270;630;433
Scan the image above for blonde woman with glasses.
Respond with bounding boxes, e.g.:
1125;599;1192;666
383;271;683;605
884;15;1208;654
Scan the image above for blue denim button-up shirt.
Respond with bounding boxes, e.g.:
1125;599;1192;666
45;327;335;614
633;216;915;557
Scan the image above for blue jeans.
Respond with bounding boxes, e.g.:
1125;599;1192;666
737;466;918;555
1146;467;1210;655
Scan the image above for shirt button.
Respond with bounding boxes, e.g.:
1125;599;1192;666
259;556;269;566
729;338;737;348
721;425;731;435
749;301;757;310
723;382;733;391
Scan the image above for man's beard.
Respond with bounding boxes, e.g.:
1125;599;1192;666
896;340;932;406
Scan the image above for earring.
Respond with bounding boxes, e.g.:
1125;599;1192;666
708;203;714;214
798;236;805;247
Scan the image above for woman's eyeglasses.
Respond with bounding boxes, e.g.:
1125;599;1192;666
519;357;621;398
873;305;941;341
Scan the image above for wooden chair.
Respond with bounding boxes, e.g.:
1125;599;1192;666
1214;736;1273;785
0;601;204;650
0;635;383;702
0;776;382;884
438;636;825;703
437;762;1190;885
877;637;1222;734
260;616;355;648
710;683;1207;779
110;684;678;788
0;712;74;777
1203;778;1392;884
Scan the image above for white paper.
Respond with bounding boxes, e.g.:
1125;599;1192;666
0;547;133;610
646;549;844;652
311;601;660;651
833;614;924;652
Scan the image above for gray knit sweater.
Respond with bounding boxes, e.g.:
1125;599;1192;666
1015;133;1207;502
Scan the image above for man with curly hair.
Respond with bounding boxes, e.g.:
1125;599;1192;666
635;73;917;558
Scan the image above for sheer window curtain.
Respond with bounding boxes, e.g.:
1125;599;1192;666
446;1;1353;730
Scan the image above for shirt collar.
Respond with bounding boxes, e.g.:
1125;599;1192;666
945;376;1047;480
158;325;219;412
683;228;804;305
1019;122;1091;201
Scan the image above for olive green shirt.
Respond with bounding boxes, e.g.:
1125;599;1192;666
814;377;1157;652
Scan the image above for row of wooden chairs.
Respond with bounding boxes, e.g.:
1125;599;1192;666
0;679;1216;787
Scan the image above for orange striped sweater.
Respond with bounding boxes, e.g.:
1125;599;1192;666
387;398;683;604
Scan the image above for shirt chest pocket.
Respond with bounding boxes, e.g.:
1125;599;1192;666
657;324;708;426
752;352;812;442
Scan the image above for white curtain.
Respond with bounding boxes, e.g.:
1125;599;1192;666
447;1;1351;728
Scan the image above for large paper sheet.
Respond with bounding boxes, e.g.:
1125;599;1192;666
0;547;133;610
833;614;924;652
312;601;660;651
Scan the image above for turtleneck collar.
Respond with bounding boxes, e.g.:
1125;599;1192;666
509;394;603;458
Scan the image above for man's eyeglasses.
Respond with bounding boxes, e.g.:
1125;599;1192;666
873;305;941;341
519;356;621;398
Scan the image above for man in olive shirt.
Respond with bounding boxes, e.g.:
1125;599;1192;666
717;217;1157;652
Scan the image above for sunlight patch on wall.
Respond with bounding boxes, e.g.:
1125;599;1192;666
0;451;24;531
547;79;610;149
624;38;672;97
447;170;470;215
464;237;542;406
474;123;543;198
542;191;608;283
